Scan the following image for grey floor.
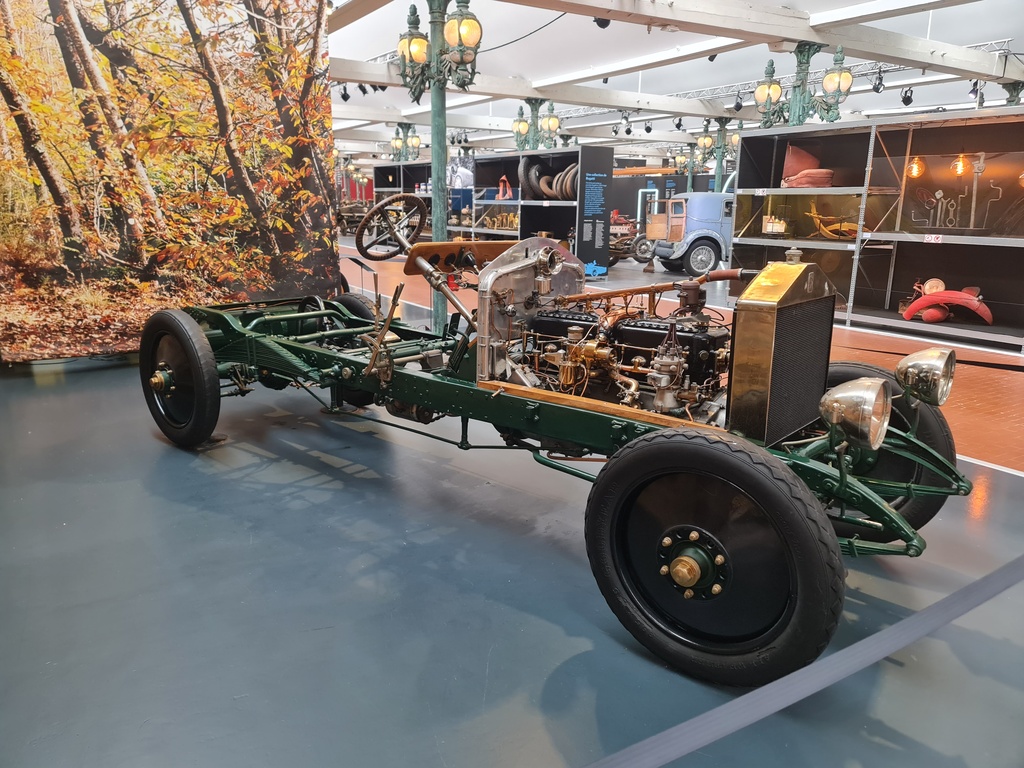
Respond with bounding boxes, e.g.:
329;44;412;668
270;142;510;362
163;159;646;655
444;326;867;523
1;359;1023;768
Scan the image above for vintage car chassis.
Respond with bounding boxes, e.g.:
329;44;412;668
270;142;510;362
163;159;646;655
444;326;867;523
140;231;971;687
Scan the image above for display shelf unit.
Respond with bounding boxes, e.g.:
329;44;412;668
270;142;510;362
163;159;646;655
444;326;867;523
731;107;1024;352
372;146;614;276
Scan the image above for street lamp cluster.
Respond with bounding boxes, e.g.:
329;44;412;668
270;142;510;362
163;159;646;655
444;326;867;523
753;44;853;128
390;123;421;162
511;99;561;151
396;1;483;104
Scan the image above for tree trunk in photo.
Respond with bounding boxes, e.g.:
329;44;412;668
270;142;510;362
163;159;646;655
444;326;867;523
177;0;283;269
243;0;334;281
48;0;146;268
55;0;166;239
0;64;86;278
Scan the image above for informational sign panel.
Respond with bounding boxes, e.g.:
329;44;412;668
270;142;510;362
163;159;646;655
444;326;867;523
575;145;614;278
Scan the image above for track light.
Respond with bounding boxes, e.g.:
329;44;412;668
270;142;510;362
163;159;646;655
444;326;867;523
871;68;884;93
378;85;387;92
357;83;368;96
601;77;609;84
593;17;610;28
707;54;717;62
340;85;350;102
673;117;683;130
968;80;979;98
644;121;652;133
370;84;379;92
624;124;632;135
733;92;743;112
611;125;619;136
900;86;914;106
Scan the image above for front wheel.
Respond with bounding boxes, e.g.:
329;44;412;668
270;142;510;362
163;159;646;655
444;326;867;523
585;427;844;687
682;240;721;277
825;361;956;541
139;310;221;448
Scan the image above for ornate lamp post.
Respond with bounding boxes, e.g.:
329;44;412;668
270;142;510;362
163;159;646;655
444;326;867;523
396;0;482;331
753;44;853;128
674;143;701;192
390;123;421;162
512;98;557;151
694;117;740;191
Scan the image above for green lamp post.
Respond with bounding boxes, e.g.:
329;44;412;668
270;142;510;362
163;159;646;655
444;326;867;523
674;143;701;192
754;43;853;128
396;0;482;332
512;98;559;151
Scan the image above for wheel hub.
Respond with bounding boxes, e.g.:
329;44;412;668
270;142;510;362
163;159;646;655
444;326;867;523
657;526;729;599
149;365;174;392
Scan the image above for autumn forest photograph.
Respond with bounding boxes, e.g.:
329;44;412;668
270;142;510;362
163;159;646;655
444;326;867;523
0;0;336;362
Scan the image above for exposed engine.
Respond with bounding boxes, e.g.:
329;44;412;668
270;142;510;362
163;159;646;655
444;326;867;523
475;238;734;429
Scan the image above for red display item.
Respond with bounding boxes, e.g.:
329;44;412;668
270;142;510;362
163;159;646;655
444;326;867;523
902;290;993;325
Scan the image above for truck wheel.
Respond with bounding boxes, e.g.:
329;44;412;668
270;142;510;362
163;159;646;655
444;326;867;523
661;260;687;274
585;427;844;687
825;361;956;541
336;292;377;321
140;310;221;448
682;240;721;277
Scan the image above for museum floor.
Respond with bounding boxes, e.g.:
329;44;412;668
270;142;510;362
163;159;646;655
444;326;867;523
1;254;1022;768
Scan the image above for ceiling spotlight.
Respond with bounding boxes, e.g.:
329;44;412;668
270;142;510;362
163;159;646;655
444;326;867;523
707;54;717;62
673;117;683;130
624;124;633;135
357;83;368;96
601;77;609;84
611;125;619;136
871;68;884;93
340;85;350;102
644;121;652;134
370;84;379;92
900;86;914;106
968;80;979;98
593;17;610;28
378;85;388;92
733;92;743;112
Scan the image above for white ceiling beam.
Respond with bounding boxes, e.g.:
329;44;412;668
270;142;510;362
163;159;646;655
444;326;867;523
327;0;391;35
331;104;516;132
531;37;750;87
329;57;759;119
809;0;979;28
496;0;1024;82
567;126;698;144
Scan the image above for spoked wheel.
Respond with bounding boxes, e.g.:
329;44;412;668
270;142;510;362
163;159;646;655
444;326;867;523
354;193;427;261
139;310;221;448
586;427;844;687
825;361;956;542
682;240;721;277
632;235;654;263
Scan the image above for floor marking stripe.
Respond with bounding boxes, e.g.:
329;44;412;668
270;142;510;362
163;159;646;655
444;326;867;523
584;552;1024;768
957;454;1024;479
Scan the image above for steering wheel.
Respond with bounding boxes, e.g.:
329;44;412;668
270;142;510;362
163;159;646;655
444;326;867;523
354;193;428;261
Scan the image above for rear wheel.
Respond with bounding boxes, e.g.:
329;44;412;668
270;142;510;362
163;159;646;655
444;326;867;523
632;236;654;263
826;361;956;541
139;310;221;448
661;260;686;274
585;427;844;687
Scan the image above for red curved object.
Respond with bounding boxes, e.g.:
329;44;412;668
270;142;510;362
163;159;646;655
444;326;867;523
920;306;950;323
902;290;993;325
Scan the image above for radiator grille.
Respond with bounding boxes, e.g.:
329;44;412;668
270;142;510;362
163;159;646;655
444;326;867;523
764;295;835;446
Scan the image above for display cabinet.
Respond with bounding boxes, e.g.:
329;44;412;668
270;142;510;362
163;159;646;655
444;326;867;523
374;146;614;277
731;107;1024;352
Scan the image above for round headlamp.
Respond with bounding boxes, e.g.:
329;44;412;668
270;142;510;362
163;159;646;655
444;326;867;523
819;377;891;451
895;348;955;406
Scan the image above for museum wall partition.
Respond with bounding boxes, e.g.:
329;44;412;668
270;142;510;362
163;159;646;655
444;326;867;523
0;0;337;362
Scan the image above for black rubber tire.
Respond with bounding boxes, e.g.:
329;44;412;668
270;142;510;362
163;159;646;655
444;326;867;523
631;236;654;263
336;292;376;321
585;427;845;687
354;193;427;261
825;361;956;542
139;310;221;448
608;252;621;267
661;260;687;274
682;239;721;277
